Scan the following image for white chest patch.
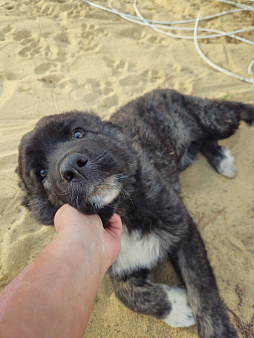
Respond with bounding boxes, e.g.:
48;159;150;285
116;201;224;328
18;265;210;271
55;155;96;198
111;225;163;276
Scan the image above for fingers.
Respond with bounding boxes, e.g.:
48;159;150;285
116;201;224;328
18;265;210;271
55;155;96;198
54;204;102;233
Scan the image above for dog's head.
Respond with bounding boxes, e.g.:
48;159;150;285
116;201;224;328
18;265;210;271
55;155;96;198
17;111;135;226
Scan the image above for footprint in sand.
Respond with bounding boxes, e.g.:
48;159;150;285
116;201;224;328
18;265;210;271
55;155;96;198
12;29;41;57
38;74;62;88
54;32;70;44
34;63;56;74
13;29;31;42
101;95;119;108
4;72;19;81
119;69;163;87
18;39;41;58
0;26;12;41
145;35;168;47
86;78;114;96
102;56;136;76
118;27;147;41
79;23;107;52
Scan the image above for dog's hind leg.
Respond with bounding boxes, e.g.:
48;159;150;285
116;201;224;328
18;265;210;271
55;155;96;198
168;214;238;338
183;94;254;140
110;269;196;328
239;103;254;126
181;95;253;177
201;141;236;178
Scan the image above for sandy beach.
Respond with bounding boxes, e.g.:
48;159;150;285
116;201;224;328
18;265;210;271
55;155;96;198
0;0;253;336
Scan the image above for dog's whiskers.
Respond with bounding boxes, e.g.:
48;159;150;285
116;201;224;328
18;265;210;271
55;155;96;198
120;187;134;208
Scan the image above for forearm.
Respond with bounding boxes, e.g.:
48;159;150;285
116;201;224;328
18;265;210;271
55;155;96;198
0;231;105;338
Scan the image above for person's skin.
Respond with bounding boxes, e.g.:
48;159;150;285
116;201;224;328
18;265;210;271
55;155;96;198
0;204;122;338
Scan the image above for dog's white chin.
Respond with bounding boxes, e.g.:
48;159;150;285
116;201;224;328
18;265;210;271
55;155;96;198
88;175;121;209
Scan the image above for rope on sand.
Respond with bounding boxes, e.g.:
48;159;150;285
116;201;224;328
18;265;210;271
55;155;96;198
194;13;254;84
84;0;254;85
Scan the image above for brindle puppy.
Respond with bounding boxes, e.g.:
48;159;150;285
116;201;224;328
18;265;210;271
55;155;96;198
17;89;254;337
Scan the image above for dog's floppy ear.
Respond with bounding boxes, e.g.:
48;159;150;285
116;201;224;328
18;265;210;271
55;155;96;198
15;166;30;208
29;193;58;225
15;165;57;225
15;166;23;186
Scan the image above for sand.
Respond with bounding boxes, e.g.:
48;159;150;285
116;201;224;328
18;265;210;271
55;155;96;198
0;0;253;337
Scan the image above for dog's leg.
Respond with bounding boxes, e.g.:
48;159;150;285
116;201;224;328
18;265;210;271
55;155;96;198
183;95;254;140
169;215;238;338
201;141;236;178
239;103;254;126
110;269;196;328
180;96;253;178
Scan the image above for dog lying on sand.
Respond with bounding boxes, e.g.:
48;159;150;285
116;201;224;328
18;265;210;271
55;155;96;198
17;89;253;337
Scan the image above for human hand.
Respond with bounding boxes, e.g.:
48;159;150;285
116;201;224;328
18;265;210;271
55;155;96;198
54;204;122;272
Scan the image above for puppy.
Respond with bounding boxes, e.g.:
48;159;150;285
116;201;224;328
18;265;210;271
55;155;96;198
17;89;254;337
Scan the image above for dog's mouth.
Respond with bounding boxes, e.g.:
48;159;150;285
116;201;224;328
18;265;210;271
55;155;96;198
87;175;123;227
87;175;122;211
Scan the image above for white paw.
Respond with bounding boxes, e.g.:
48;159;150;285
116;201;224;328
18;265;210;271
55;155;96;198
163;286;196;328
218;146;236;178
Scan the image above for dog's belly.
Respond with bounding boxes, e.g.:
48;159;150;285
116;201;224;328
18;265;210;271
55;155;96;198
111;225;163;276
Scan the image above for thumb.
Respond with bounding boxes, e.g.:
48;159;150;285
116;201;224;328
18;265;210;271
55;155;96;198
105;213;122;240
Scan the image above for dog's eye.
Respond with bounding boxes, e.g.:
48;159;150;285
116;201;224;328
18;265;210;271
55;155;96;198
39;169;47;180
73;129;85;139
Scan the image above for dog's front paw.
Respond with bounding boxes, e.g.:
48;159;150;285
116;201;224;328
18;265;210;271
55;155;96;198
163;286;196;328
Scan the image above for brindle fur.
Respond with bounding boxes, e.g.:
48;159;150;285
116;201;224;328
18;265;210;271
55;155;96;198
17;89;254;337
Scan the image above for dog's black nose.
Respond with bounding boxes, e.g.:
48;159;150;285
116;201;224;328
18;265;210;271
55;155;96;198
60;153;89;182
